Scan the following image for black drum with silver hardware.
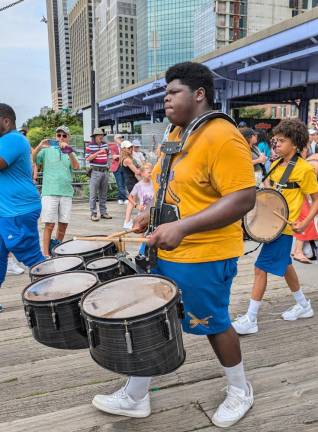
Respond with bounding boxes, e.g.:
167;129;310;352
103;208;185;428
86;256;137;282
81;275;186;376
22;271;99;349
29;256;84;282
52;237;117;263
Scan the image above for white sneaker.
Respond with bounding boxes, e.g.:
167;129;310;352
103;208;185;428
123;220;133;230
7;259;25;275
92;387;151;418
118;200;124;205
124;200;129;204
281;301;314;321
212;382;254;428
232;314;258;335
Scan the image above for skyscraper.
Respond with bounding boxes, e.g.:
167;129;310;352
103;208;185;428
136;0;211;81
58;0;72;109
67;0;93;111
95;0;137;101
46;0;62;111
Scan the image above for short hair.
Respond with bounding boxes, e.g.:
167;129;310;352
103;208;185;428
165;62;214;107
240;127;256;143
0;103;16;123
273;119;309;152
140;162;153;172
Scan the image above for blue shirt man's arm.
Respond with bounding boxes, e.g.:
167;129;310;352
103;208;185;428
0;157;8;170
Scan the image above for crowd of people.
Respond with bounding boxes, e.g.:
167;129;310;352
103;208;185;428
1;60;318;428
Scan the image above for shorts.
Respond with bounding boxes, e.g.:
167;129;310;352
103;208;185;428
0;209;45;284
255;234;293;277
152;257;238;335
41;196;72;224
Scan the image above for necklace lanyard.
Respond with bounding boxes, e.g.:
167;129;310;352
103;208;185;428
262;153;299;192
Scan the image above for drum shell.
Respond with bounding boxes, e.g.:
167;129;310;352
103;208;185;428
29;256;85;282
52;237;118;263
81;275;186;376
86;257;137;283
22;271;99;350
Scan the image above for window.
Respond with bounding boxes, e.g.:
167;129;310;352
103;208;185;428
271;107;276;118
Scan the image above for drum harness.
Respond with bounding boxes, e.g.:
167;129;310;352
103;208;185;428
135;111;237;273
244;152;299;256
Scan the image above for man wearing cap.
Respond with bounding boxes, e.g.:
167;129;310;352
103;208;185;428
308;129;318;155
33;125;79;256
108;134;127;205
85;128;112;221
132;139;146;167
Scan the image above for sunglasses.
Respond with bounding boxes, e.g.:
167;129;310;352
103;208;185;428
57;133;68;138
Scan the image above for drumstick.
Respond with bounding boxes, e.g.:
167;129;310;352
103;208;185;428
73;235;118;241
73;235;149;243
107;229;134;238
272;210;293;225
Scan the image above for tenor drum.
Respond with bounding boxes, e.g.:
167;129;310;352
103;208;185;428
81;275;186;376
29;256;84;282
22;271;99;349
86;257;136;283
243;188;289;243
52;237;117;263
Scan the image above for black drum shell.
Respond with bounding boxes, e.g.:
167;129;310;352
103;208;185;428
52;237;118;263
22;271;99;350
86;257;137;283
29;256;85;282
81;275;186;376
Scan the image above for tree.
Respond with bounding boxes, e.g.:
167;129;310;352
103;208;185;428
239;107;268;119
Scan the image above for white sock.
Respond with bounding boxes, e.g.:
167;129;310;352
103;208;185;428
293;289;308;308
125;376;152;401
247;299;261;322
223;361;249;395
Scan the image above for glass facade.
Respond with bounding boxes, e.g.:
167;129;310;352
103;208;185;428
137;0;213;81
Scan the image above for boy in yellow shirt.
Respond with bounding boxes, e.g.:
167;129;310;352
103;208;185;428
233;119;318;335
92;62;256;428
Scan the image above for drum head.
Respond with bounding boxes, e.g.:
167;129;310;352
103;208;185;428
82;276;177;319
23;271;98;302
87;257;118;270
30;256;83;276
243;189;289;243
53;239;112;255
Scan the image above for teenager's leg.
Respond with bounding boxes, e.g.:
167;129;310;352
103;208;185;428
43;223;55;256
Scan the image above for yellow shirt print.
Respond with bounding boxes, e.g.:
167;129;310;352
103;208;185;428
152;118;256;263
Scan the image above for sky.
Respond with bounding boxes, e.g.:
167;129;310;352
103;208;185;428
0;0;51;127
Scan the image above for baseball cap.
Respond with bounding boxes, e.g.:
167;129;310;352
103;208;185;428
91;127;105;136
56;125;70;135
121;140;133;149
132;139;141;147
114;134;125;140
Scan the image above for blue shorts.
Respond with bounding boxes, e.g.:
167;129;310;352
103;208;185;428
0;209;45;285
152;258;238;335
255;234;293;277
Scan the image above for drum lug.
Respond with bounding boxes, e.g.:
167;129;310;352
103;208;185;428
24;305;34;329
177;300;185;320
50;303;59;330
163;308;173;341
124;320;133;354
87;320;96;348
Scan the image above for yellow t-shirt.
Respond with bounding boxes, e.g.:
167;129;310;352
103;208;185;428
152;118;256;263
270;157;318;235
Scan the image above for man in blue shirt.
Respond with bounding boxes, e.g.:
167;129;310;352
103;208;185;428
0;103;45;311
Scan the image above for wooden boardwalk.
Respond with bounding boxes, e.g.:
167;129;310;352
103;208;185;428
0;202;317;432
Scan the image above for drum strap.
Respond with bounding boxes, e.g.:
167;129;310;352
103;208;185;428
262;153;299;192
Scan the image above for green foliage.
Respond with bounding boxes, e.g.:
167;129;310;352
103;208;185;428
239;107;268;119
24;110;83;148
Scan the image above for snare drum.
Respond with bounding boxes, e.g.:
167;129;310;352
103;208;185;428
29;256;84;281
52;237;117;263
243;188;289;243
86;257;136;283
22;271;99;349
81;275;186;376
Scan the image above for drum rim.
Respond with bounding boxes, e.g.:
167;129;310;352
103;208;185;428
80;274;179;323
52;236;115;256
243;188;289;244
86;256;119;271
29;255;84;277
22;270;99;305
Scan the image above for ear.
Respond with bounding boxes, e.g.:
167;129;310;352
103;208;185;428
195;87;206;103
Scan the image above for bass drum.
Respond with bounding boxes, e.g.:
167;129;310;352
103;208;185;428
243;188;289;243
22;271;99;349
81;275;186;376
